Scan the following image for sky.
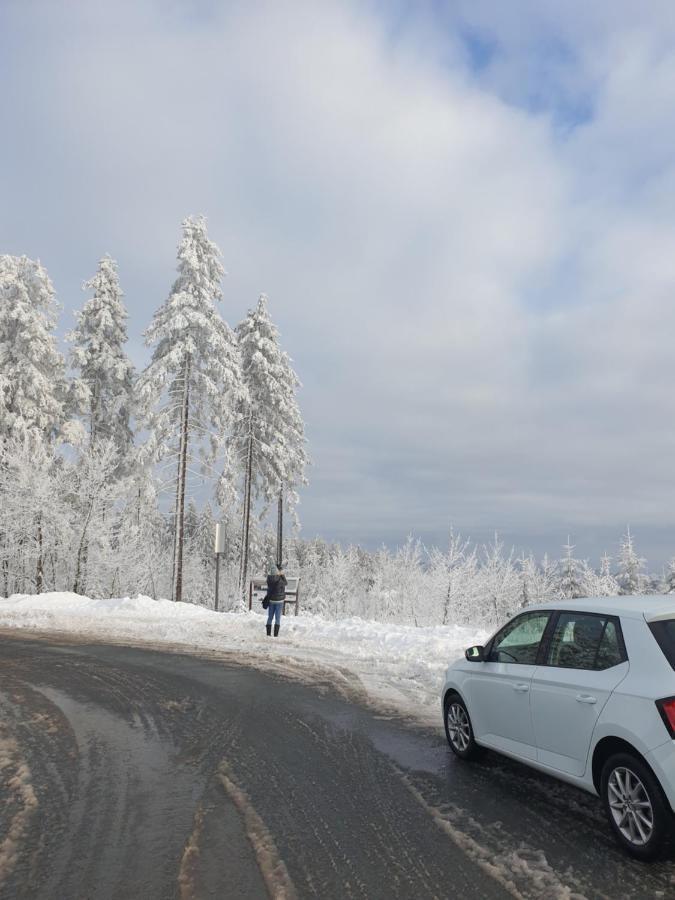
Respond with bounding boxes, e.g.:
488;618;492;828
3;0;675;568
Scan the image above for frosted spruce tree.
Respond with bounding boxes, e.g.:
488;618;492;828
67;256;134;462
227;294;308;596
557;538;586;599
137;217;245;603
0;255;66;443
616;527;647;595
0;255;67;594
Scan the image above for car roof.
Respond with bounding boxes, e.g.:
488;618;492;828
524;595;675;622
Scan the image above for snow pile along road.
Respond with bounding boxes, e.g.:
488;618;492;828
0;593;488;724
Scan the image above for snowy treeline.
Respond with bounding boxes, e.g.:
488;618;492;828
0;219;307;605
1;227;672;627
0;432;668;628
288;529;671;628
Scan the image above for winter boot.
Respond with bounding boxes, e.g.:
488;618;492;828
266;623;272;636
273;623;280;637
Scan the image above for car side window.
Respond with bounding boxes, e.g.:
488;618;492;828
546;613;625;670
595;620;624;669
488;612;551;665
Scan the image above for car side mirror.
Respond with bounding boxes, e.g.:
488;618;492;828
465;645;485;662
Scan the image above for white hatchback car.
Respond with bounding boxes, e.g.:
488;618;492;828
441;596;675;859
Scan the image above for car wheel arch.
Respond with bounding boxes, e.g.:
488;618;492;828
592;736;670;809
443;688;464;710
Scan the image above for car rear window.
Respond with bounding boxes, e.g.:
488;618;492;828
649;619;675;671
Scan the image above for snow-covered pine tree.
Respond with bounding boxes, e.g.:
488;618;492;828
137;217;245;603
0;255;66;442
557;537;586;600
517;554;535;608
67;256;134;463
0;255;68;594
616;526;647;595
662;557;675;593
582;553;619;597
228;294;308;595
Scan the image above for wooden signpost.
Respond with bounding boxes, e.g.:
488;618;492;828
248;576;301;616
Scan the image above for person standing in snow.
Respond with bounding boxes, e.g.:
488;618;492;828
265;563;287;637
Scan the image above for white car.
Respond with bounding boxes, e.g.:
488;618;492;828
441;596;675;859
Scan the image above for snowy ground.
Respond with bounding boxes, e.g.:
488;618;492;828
0;593;487;726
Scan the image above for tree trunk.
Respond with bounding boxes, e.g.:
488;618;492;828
36;515;43;594
238;414;254;601
276;486;283;568
90;383;98;445
73;503;94;594
173;356;191;603
0;438;8;597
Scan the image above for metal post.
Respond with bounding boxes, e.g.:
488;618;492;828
214;552;221;612
214;523;226;612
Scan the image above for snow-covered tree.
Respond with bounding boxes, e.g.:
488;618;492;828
427;529;479;625
476;535;521;624
114;469;171;600
137;217;245;603
64;439;126;595
557;538;586;599
0;438;67;595
67;256;134;461
517;553;558;608
228;294;308;594
662;557;675;593
582;553;618;597
616;527;648;595
0;255;66;442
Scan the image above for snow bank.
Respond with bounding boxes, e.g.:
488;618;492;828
0;593;487;725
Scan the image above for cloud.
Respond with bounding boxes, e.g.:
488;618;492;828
2;0;675;564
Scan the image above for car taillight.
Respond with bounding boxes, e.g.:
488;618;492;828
656;697;675;737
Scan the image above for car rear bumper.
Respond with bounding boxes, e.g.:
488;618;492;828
647;740;675;811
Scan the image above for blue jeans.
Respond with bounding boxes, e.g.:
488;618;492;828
267;602;283;626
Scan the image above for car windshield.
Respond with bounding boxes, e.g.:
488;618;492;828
648;619;675;671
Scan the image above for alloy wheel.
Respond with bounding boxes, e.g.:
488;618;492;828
607;766;655;847
446;702;471;753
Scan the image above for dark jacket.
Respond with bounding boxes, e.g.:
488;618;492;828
267;573;287;603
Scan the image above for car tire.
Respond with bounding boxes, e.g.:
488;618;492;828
444;693;483;761
600;752;673;860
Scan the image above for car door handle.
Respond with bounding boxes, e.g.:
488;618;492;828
512;683;530;692
575;694;597;705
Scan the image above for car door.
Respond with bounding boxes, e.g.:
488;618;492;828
465;610;552;761
530;612;629;776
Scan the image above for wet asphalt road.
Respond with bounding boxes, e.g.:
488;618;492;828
0;635;674;900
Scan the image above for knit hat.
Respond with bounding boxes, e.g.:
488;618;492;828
268;561;278;577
